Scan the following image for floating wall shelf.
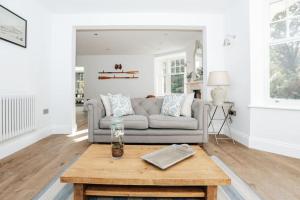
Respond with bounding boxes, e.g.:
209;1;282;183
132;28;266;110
98;70;139;80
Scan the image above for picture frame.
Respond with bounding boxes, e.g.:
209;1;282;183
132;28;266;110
0;5;27;48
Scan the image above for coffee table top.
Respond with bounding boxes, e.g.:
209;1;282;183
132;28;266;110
61;145;230;186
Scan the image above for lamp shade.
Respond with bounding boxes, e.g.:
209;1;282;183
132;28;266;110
207;71;230;86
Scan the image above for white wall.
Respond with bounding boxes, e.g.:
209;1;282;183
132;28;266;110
76;55;155;98
250;108;300;158
248;0;300;158
0;0;52;158
220;0;300;158
2;0;299;159
50;13;225;132
223;0;251;145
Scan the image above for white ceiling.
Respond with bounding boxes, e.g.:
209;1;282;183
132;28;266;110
76;30;202;55
38;0;230;14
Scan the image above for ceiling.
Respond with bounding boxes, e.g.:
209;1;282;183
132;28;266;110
76;30;202;55
38;0;230;14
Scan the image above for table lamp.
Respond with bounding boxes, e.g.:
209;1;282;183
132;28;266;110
207;71;230;105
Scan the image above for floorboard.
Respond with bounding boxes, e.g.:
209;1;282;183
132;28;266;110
0;109;299;200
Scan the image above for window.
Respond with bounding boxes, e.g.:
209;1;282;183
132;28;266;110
156;54;186;95
269;0;300;100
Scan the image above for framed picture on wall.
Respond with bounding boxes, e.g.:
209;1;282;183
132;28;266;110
0;5;27;48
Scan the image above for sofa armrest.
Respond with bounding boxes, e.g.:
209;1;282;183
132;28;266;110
85;99;105;142
203;104;208;143
191;99;208;143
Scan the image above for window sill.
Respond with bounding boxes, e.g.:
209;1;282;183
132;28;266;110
249;104;300;111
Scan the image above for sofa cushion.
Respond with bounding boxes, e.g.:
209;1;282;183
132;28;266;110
100;115;148;130
149;115;198;130
100;94;112;116
181;93;194;117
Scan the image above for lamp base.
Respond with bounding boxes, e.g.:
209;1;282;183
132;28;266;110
211;87;227;106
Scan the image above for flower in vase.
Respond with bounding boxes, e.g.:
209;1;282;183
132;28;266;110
114;130;124;137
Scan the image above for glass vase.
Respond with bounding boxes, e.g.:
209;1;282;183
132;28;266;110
110;117;124;159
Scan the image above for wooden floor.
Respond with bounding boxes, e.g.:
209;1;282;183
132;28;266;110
0;110;300;200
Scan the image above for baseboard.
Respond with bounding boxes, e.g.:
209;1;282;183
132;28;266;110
230;128;250;146
249;136;300;159
51;125;73;134
73;124;78;133
0;124;78;159
0;127;52;159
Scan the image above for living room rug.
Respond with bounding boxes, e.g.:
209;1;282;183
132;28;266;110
33;156;262;200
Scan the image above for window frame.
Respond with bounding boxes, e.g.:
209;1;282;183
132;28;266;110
266;0;300;107
156;53;187;96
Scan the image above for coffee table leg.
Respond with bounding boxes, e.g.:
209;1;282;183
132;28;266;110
206;186;217;200
74;184;86;200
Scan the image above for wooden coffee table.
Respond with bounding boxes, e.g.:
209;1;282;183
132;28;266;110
61;145;230;200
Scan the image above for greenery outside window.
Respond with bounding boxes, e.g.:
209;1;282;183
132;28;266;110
160;55;186;95
269;0;300;101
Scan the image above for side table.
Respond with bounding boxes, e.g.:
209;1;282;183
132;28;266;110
206;102;235;144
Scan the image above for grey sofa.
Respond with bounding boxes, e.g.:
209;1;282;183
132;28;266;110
86;98;208;144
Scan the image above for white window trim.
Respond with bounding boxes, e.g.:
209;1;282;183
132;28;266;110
265;0;300;109
164;58;186;94
154;52;187;96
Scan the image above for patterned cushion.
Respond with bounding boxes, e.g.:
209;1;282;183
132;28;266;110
108;94;135;117
161;94;185;117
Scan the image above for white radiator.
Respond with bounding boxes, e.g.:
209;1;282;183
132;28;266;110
0;95;36;142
